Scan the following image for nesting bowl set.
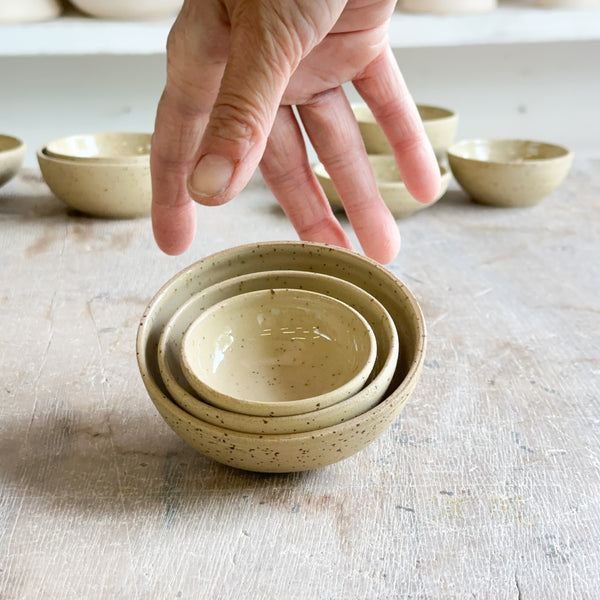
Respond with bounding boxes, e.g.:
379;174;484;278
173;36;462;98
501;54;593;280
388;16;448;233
136;241;426;473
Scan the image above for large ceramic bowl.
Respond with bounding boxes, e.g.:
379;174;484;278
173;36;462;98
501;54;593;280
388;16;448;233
447;138;573;207
314;155;450;219
37;146;151;218
179;288;377;416
69;0;182;19
0;135;27;189
44;132;151;164
352;103;459;158
137;241;426;473
158;269;398;434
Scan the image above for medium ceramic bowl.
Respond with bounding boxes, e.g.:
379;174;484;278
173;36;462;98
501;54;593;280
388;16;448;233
314;155;451;219
137;241;426;473
37;146;151;218
179;288;377;417
158;269;398;434
397;0;496;13
69;0;182;19
447;138;573;207
0;0;62;23
44;132;151;164
352;103;459;158
0;135;27;189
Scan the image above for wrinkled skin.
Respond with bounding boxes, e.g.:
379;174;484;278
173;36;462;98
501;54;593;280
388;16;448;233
151;0;440;264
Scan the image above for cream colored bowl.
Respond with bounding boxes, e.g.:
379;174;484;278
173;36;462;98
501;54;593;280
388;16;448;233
137;241;426;473
352;103;459;158
158;269;398;434
448;138;573;207
0;0;62;23
44;132;151;164
37;146;151;218
397;0;496;13
0;135;26;189
314;155;450;219
69;0;182;19
180;288;377;417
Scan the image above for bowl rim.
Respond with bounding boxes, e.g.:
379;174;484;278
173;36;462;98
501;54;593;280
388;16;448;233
350;101;457;124
178;287;378;415
447;138;573;165
136;241;426;442
36;145;151;168
0;134;26;155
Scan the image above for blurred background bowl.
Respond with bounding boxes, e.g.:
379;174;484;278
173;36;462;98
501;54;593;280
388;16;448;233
44;132;151;163
0;135;27;188
69;0;183;19
0;0;62;23
448;138;573;207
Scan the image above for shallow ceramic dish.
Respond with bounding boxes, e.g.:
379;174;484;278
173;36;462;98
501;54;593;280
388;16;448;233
0;0;62;23
352;103;459;158
447;138;573;207
137;241;426;473
158;269;398;433
37;147;151;218
314;155;450;219
69;0;182;19
179;288;377;417
0;135;27;189
44;132;151;164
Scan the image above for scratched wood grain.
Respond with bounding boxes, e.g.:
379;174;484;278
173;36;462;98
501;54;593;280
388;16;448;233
1;159;599;599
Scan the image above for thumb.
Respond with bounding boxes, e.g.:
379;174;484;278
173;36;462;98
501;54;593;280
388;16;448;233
187;2;339;205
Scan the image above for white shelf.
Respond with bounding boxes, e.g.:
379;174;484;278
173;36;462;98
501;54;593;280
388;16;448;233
0;5;598;56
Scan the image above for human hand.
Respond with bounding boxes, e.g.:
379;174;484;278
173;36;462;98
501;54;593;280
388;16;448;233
151;0;440;264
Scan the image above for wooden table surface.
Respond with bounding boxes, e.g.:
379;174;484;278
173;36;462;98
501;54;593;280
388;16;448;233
1;157;598;599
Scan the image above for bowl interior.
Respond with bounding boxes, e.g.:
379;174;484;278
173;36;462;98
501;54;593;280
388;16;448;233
179;288;377;415
0;134;24;153
417;104;456;122
449;139;571;164
44;132;151;162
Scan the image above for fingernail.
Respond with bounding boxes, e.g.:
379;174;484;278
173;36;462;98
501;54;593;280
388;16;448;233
189;154;234;197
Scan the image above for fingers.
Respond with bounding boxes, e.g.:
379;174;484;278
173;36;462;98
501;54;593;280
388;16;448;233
151;0;230;254
353;46;441;204
260;107;353;251
298;87;401;264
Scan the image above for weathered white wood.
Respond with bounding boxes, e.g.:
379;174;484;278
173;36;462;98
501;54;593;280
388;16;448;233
0;159;599;599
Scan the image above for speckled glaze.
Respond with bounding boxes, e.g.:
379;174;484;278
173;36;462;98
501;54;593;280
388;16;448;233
137;242;426;473
0;135;26;188
0;0;62;23
314;155;450;219
398;0;496;13
352;103;459;158
69;0;182;19
158;270;398;435
44;132;151;164
448;138;573;207
37;147;151;218
180;289;377;416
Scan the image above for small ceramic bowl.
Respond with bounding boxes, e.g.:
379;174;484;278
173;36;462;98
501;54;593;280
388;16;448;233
0;0;62;23
137;241;426;473
352;103;459;158
179;288;377;417
157;269;398;434
44;132;151;164
37;146;151;218
314;155;450;219
397;0;496;13
447;138;573;207
69;0;182;19
0;135;27;189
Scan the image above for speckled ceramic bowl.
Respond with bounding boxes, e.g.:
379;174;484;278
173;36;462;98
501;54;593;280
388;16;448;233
158;269;398;434
447;138;573;207
137;241;426;473
37;146;151;218
314;155;450;219
69;0;182;19
352;103;459;158
180;288;377;417
0;135;26;189
44;132;151;164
